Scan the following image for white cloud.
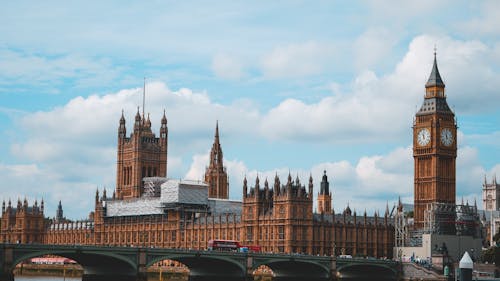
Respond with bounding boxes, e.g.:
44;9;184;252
260;41;337;78
258;34;500;142
211;53;244;80
460;0;500;35
4;34;499;219
0;48;122;91
354;27;399;71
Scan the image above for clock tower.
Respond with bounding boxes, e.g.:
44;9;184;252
413;53;457;229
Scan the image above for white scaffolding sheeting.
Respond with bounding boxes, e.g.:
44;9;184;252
105;197;163;217
161;180;208;205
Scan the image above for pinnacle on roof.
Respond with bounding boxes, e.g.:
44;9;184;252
161;109;167;124
215;120;219;140
425;51;445;88
120;110;125;123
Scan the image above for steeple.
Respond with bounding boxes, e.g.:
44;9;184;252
134;107;142;131
204;121;229;199
56;200;64;222
425;50;445;88
424;50;446;99
320;170;329;195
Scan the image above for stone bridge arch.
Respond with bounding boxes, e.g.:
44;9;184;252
2;245;138;281
147;253;247;281
337;263;398;281
254;259;331;281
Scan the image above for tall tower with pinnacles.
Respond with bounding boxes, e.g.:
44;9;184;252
115;109;168;199
204;121;229;199
413;51;457;229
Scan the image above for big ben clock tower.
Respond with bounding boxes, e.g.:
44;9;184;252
413;52;457;229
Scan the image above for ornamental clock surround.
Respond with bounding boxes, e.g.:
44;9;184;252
417;128;431;146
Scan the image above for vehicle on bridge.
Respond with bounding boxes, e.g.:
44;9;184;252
207;239;261;252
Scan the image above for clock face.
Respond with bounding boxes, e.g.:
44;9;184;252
417;128;431;146
441;128;453;146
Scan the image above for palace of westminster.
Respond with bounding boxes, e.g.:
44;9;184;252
0;55;489;259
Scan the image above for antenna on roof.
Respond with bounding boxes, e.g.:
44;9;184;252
142;77;146;120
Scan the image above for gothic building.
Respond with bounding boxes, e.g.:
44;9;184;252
0;199;45;243
483;175;499;211
413;53;457;229
205;121;229;199
0;112;394;257
317;171;332;214
116;109;168;199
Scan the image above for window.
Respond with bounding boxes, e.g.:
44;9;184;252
246;227;253;241
278;226;284;240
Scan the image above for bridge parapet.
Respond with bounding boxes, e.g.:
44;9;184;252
0;244;401;281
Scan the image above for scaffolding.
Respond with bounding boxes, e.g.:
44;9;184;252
395;203;408;247
143;177;167;197
456;203;481;238
423;202;457;235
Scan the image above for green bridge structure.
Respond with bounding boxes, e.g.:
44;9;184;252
0;244;401;281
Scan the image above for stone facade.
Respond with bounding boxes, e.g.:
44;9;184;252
413;54;457;229
205;121;229;199
483;176;499;211
0;199;45;244
0;114;394;258
116;110;168;199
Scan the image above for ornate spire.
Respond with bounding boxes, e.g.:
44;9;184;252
120;110;125;124
425;49;445;88
205;121;228;199
243;175;248;197
161;109;167;124
320;170;329;195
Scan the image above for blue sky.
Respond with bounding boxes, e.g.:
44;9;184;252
1;1;499;219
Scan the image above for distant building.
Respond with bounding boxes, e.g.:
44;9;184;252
483;176;499;211
0;199;45;243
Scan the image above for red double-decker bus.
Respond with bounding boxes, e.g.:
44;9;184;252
208;239;241;251
207;239;262;253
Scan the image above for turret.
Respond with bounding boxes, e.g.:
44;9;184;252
308;174;313;198
40;199;44;212
273;173;280;196
254;176;260;199
95;188;100;203
134;107;141;132
264;178;270;200
243;176;248;197
56;200;64;222
385;202;390;217
118;110;126;139
145;113;151;128
1;200;5;213
160;110;168;139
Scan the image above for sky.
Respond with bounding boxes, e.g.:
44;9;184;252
0;1;499;220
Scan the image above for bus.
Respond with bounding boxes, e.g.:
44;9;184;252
208;239;241;251
207;240;262;253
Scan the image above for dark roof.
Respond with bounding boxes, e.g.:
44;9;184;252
425;55;445;88
416;97;453;116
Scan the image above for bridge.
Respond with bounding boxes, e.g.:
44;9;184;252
0;244;400;281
